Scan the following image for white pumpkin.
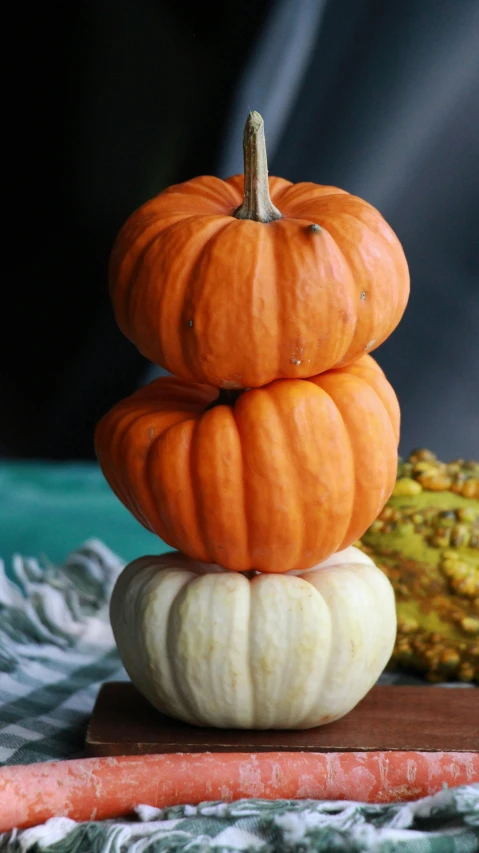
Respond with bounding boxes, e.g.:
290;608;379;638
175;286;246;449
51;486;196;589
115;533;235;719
110;546;396;730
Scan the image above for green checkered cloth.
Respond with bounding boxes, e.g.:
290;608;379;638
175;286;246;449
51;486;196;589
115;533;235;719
0;540;125;766
2;791;479;853
0;540;478;852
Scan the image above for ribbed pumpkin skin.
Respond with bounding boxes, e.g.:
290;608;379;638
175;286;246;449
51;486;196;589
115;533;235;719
95;355;400;573
109;547;397;729
109;175;409;389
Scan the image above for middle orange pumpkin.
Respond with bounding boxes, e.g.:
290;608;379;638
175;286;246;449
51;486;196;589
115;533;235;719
95;354;399;573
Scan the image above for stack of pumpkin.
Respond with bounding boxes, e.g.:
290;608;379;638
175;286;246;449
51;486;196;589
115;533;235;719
95;112;410;730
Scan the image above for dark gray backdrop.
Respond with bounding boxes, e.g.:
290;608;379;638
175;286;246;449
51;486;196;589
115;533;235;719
3;0;478;460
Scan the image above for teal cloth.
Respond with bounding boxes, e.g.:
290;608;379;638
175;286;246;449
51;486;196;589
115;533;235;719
0;462;168;576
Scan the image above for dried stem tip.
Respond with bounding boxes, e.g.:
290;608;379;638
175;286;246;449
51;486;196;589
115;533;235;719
234;111;282;224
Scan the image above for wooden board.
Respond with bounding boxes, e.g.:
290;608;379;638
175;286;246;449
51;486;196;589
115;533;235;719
85;682;478;757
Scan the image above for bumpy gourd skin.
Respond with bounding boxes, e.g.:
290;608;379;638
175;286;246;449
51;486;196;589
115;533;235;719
359;449;479;684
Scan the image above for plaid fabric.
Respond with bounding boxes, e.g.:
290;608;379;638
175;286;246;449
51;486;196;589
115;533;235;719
0;540;477;851
0;540;127;766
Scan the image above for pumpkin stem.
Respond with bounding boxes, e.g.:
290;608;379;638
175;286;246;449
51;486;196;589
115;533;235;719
234;112;282;224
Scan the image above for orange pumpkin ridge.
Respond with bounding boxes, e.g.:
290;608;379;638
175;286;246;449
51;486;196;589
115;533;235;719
94;355;400;573
109;112;409;388
109;113;409;388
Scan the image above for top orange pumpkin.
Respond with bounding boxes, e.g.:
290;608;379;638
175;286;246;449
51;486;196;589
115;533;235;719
110;112;409;388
